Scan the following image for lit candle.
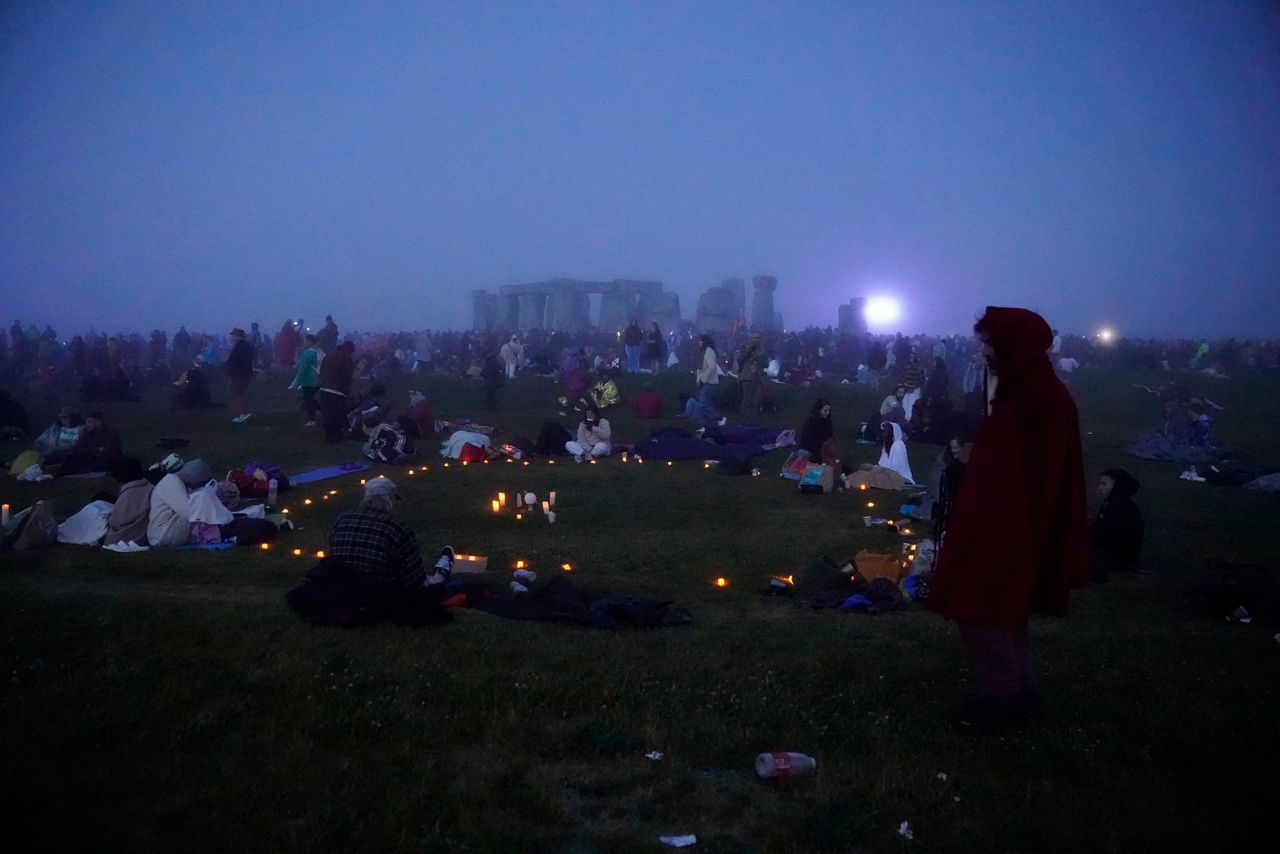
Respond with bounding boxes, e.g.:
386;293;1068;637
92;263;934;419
515;512;523;520
541;500;550;515
462;460;469;466
304;498;313;505
444;462;450;467
491;499;500;513
515;559;526;569
2;503;10;525
292;548;303;556
667;461;673;467
866;502;875;508
704;462;710;469
547;510;556;524
408;469;415;476
523;460;529;466
714;577;728;588
621;452;628;463
548;459;555;465
506;457;513;463
315;550;326;558
589;459;597;465
549;491;556;506
561;563;573;572
259;542;270;551
281;508;289;515
360;479;367;485
498;492;507;508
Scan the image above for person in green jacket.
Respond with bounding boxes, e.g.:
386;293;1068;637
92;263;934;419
289;333;323;426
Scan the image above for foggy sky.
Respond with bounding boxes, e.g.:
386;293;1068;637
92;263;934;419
3;1;1278;338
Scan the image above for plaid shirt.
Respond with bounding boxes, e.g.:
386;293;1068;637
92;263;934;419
328;508;427;588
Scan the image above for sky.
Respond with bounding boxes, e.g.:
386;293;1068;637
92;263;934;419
2;1;1279;338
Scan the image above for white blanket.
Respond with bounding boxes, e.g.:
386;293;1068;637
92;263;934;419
57;500;115;545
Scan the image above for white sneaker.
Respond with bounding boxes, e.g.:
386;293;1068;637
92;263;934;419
510;581;529;594
717;417;727;427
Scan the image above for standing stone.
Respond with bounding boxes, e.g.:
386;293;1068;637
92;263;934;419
547;292;591;334
472;290;497;332
599;291;634;332
751;275;777;331
721;278;746;323
500;295;520;330
837;303;854;333
695;286;737;333
518;293;546;331
848;297;868;337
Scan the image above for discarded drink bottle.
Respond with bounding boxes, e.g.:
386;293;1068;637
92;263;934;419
755;752;817;779
267;478;278;508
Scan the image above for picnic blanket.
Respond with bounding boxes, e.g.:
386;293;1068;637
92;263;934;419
290;461;370;485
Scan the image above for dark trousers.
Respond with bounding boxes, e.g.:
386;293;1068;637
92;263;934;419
300;386;318;422
318;390;348;442
959;623;1036;699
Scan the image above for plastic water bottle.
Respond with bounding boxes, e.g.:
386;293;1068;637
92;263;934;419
267;478;278;508
755;752;817;779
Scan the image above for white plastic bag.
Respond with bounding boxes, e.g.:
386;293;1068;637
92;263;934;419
189;479;234;524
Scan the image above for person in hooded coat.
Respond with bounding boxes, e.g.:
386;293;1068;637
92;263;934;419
1089;468;1144;581
928;307;1088;734
877;421;915;484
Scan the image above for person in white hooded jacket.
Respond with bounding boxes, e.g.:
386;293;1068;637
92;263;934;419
147;472;192;547
878;420;915;484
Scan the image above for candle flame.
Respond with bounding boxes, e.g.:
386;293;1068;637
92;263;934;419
561;563;573;572
714;576;728;588
292;548;302;556
515;560;526;569
259;542;270;551
315;550;326;558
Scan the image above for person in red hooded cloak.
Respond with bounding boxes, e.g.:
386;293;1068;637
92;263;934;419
928;307;1089;733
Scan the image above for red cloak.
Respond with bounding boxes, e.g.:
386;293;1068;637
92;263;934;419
928;307;1089;630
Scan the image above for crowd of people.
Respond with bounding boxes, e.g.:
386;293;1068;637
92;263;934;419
10;305;1253;735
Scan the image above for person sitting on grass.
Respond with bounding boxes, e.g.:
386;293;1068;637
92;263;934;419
797;398;834;459
43;411;123;476
878;420;916;484
587;371;620;411
171;358;215;410
361;416;416;465
879;384;908;426
103;457;153;547
33;406;83;456
566;407;612;463
1090;468;1145;582
313;476;455;624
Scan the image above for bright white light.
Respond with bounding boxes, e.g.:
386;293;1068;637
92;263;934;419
864;296;902;328
1097;327;1115;343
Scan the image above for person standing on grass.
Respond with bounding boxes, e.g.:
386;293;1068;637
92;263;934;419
928;306;1088;735
624;319;643;373
290;333;323;426
318;341;355;443
695;333;726;427
226;327;255;423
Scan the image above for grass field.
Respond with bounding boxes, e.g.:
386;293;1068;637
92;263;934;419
2;366;1278;852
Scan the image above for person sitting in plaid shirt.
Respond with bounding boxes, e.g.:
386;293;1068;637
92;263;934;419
330;475;453;584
